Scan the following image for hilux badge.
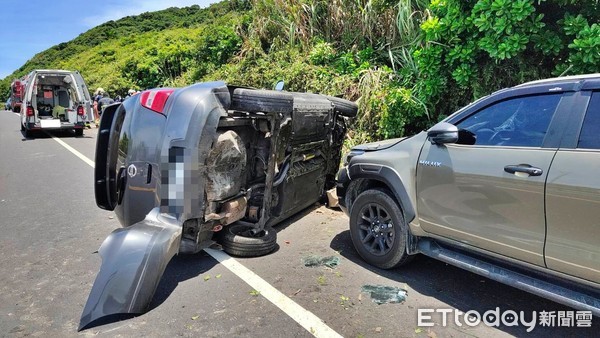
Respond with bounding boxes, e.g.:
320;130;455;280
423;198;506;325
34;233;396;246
419;160;442;167
127;164;137;177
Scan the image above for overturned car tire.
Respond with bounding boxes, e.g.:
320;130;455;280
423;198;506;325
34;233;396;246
218;223;277;257
326;96;358;117
231;88;294;114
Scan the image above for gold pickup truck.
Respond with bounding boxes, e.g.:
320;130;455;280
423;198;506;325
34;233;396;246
337;73;600;316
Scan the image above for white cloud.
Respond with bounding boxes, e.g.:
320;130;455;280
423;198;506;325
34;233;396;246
82;0;218;28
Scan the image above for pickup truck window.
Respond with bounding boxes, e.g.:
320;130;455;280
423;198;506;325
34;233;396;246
457;93;561;147
577;91;600;150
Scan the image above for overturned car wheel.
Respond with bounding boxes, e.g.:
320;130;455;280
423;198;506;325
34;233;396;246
218;223;277;257
231;88;293;114
326;95;358;117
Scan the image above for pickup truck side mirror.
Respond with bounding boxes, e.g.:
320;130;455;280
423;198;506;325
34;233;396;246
427;122;459;145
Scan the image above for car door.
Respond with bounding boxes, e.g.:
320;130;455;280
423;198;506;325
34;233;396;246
72;71;93;121
416;92;566;266
21;73;35;125
545;89;600;284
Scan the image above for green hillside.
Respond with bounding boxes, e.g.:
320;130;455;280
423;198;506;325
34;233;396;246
2;0;598;144
0;1;248;98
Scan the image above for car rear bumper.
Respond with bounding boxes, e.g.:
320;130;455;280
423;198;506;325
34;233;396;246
79;208;182;330
26;121;85;130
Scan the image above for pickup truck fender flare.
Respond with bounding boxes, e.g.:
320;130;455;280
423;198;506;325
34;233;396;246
347;164;416;223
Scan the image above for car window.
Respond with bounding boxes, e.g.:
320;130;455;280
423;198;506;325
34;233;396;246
456;93;562;147
577;91;600;150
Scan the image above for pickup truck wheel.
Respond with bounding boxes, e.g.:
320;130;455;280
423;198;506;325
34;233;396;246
231;88;293;114
75;129;84;137
350;189;412;269
218;223;277;257
326;96;358;117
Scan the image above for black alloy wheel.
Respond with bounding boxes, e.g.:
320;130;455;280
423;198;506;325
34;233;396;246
349;189;412;269
357;202;395;256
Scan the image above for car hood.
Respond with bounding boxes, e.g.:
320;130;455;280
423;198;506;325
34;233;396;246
351;137;407;151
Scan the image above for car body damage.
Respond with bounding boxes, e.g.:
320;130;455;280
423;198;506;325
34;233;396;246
79;209;181;329
81;81;356;329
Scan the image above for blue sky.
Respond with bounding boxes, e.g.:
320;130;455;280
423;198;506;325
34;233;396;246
0;0;218;80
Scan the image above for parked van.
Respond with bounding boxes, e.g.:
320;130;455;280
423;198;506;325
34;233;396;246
10;79;23;112
19;70;93;137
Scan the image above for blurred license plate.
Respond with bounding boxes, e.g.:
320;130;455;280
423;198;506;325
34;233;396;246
40;119;61;128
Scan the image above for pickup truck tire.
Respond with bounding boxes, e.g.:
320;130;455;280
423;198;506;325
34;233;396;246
349;188;412;269
231;88;293;114
326;96;358;117
75;129;84;137
219;223;277;257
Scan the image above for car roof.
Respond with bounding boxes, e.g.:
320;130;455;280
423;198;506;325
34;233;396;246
31;69;77;74
515;73;600;88
446;73;600;123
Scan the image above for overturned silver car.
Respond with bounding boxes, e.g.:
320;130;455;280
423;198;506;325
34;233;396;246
80;81;357;329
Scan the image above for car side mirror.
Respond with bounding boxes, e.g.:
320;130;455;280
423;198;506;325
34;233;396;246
427;122;459;145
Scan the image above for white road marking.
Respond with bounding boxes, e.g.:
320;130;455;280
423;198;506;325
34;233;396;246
51;141;341;338
206;248;343;338
50;136;95;168
14;112;20;116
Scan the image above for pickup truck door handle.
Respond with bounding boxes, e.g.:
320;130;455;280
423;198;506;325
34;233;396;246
504;164;543;176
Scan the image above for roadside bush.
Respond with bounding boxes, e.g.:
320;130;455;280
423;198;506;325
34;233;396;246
193;19;244;80
411;0;600;123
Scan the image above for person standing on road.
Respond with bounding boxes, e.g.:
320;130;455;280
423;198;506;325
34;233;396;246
97;91;115;118
93;88;104;127
125;89;138;100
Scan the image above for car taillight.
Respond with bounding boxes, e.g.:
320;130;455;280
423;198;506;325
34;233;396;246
26;106;34;117
77;106;85;116
140;89;174;114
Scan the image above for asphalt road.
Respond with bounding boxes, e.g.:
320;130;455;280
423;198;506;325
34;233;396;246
0;109;597;337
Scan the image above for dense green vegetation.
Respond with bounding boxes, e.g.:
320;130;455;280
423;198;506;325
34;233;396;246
2;0;598;145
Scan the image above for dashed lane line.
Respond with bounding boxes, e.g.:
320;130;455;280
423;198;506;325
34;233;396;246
51;136;95;168
206;248;343;338
13;113;93;168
